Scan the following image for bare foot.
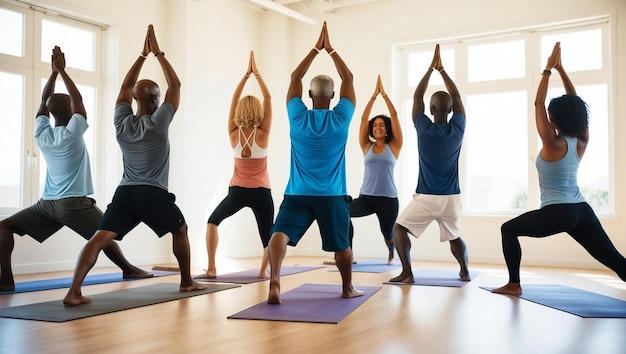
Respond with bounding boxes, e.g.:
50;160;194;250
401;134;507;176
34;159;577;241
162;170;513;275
387;258;395;266
122;267;154;279
193;270;216;279
63;294;92;307
342;287;364;298
268;280;281;304
459;270;471;281
257;269;269;279
0;280;15;292
389;272;414;283
180;281;207;292
491;282;522;295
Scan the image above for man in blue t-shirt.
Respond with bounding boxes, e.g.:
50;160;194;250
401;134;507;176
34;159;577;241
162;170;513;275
267;22;363;304
0;47;150;292
390;44;471;283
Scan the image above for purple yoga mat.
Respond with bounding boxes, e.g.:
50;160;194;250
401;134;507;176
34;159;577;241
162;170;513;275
195;266;324;284
384;269;479;287
227;283;381;323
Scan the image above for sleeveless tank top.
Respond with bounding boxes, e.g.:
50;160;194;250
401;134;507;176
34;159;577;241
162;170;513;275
359;144;398;198
536;135;585;208
230;127;270;188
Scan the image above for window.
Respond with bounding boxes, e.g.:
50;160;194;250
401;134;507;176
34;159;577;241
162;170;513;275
396;17;613;217
0;2;103;216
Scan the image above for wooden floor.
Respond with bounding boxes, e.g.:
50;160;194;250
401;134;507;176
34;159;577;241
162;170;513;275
1;256;625;354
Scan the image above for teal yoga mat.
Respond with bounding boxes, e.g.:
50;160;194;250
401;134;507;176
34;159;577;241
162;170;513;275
0;282;239;322
0;270;179;294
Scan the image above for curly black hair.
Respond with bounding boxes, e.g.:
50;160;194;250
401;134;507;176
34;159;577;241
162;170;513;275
368;115;393;143
547;94;589;138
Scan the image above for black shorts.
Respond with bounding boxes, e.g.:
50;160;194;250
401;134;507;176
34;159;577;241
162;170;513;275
98;185;185;240
7;197;102;242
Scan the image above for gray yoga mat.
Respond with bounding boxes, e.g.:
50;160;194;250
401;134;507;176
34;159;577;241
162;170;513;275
227;283;381;324
0;282;239;322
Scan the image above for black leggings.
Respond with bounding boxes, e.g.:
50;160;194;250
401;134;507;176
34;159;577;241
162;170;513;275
348;195;399;248
207;186;274;247
501;202;626;283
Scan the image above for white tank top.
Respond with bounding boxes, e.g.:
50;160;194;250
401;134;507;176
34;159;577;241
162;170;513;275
233;127;268;158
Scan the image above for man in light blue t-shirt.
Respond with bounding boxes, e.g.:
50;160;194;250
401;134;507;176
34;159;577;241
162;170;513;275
267;22;363;304
391;44;471;283
0;47;150;292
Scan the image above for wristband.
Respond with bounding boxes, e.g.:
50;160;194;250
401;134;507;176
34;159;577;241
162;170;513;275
313;47;321;53
542;70;552;76
140;53;148;59
328;49;336;55
155;51;165;57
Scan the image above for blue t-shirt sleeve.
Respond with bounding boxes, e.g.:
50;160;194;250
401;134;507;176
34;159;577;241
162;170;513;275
34;115;51;137
449;112;466;134
332;98;355;123
65;114;89;138
287;97;307;122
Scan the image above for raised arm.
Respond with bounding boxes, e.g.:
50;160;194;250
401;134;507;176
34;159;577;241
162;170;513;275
535;42;560;148
411;45;439;120
116;28;149;105
149;25;181;112
228;66;250;134
554;48;587;143
359;78;379;153
435;45;464;115
52;46;86;119
286;23;325;104
379;76;402;157
37;49;58;118
249;51;272;133
324;22;355;105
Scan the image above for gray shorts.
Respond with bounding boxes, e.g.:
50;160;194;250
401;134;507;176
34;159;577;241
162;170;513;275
7;197;102;243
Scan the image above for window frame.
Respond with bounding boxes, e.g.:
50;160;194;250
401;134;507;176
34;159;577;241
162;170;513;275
0;1;104;217
393;15;614;218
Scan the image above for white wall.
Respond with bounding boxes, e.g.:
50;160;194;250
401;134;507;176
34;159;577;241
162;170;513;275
8;0;626;275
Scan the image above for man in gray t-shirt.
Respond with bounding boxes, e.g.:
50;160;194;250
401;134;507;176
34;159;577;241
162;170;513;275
64;25;205;307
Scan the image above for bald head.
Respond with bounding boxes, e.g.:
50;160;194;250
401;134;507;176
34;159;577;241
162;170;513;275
430;91;452;122
132;79;161;115
46;93;72;124
132;79;160;100
310;75;334;98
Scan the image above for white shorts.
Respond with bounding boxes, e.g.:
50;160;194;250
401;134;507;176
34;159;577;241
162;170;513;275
396;194;462;242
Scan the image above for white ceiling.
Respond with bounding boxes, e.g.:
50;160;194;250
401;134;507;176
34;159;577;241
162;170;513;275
246;0;377;24
274;0;377;14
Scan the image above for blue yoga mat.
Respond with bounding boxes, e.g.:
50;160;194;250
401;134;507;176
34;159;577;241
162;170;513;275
1;270;178;295
385;269;479;287
227;283;381;324
195;266;324;284
481;284;626;318
328;259;401;273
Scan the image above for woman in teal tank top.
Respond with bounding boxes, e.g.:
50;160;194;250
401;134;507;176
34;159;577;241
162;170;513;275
492;42;626;295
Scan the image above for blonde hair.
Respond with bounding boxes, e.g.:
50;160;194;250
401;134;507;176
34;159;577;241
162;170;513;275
234;95;263;128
